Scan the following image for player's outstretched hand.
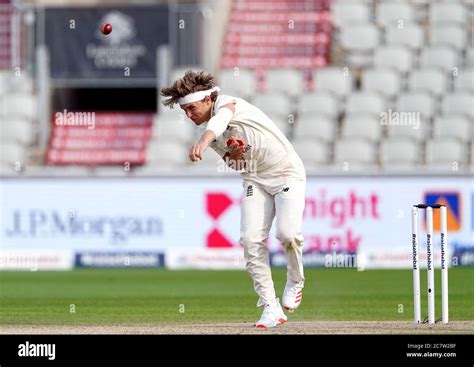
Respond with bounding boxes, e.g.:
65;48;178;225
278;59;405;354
189;143;206;162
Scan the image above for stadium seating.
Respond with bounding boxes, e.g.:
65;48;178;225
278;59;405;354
361;68;402;98
332;2;370;27
313;67;353;97
346;92;386;116
419;47;459;72
219;68;258;98
0;70;36;174
376;2;415;27
373;46;413;73
432;116;472;143
441;93;474;119
293;138;330;167
252;92;293;120
426;138;467;167
455;69;474;92
407;69;448;96
2;0;473;176
334;138;377;167
341;114;383;142
294;113;336;143
430;3;467;25
396;92;436;120
380;138;421;168
265;69;306;97
385;23;424;50
430;24;467;51
296;92;339;119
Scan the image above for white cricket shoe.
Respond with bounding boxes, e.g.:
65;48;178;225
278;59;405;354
282;283;303;311
255;298;287;329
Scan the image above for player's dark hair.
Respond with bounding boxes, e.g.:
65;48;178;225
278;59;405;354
160;70;218;108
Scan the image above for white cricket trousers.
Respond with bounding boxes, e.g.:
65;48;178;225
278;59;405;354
240;158;306;307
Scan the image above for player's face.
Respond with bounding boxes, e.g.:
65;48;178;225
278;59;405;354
180;97;212;125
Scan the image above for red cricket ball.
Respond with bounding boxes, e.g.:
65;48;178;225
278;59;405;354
226;138;245;148
100;23;112;35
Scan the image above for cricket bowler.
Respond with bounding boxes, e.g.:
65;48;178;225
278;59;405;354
160;71;306;328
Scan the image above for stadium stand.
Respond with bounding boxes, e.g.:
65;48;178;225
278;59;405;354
1;0;473;176
218;0;474;173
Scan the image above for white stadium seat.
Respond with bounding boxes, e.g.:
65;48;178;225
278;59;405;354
219;68;257;96
362;68;402;97
265;69;305;97
7;73;34;93
377;3;415;27
252;93;293;119
294;114;337;143
454;68;474;92
433;116;472;142
441;93;474;118
431;25;467;50
385;113;430;142
426;138;466;165
313;67;353;97
385;23;425;50
296;93;339;119
342;114;383;142
331;3;370;27
430;3;467;25
380;138;421;167
346;92;386;116
419;47;459;72
340;24;380;52
292;138;330;166
334;138;377;166
373;46;413;73
408;69;448;96
146;141;188;166
340;23;381;66
396;92;436;120
0;119;34;145
1;94;36;119
0;72;34;94
0;142;25;164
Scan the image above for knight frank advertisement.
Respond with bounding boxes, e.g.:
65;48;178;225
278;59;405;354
1;177;473;269
44;6;169;84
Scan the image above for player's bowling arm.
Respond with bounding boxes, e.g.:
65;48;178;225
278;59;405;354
189;130;216;162
205;105;234;138
190;105;235;162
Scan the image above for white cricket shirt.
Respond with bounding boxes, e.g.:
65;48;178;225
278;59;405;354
204;94;299;175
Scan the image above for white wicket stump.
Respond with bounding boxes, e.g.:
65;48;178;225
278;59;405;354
440;206;449;324
411;204;449;324
426;207;435;324
411;206;421;324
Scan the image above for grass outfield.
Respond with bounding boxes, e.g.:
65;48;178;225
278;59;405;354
0;268;472;325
